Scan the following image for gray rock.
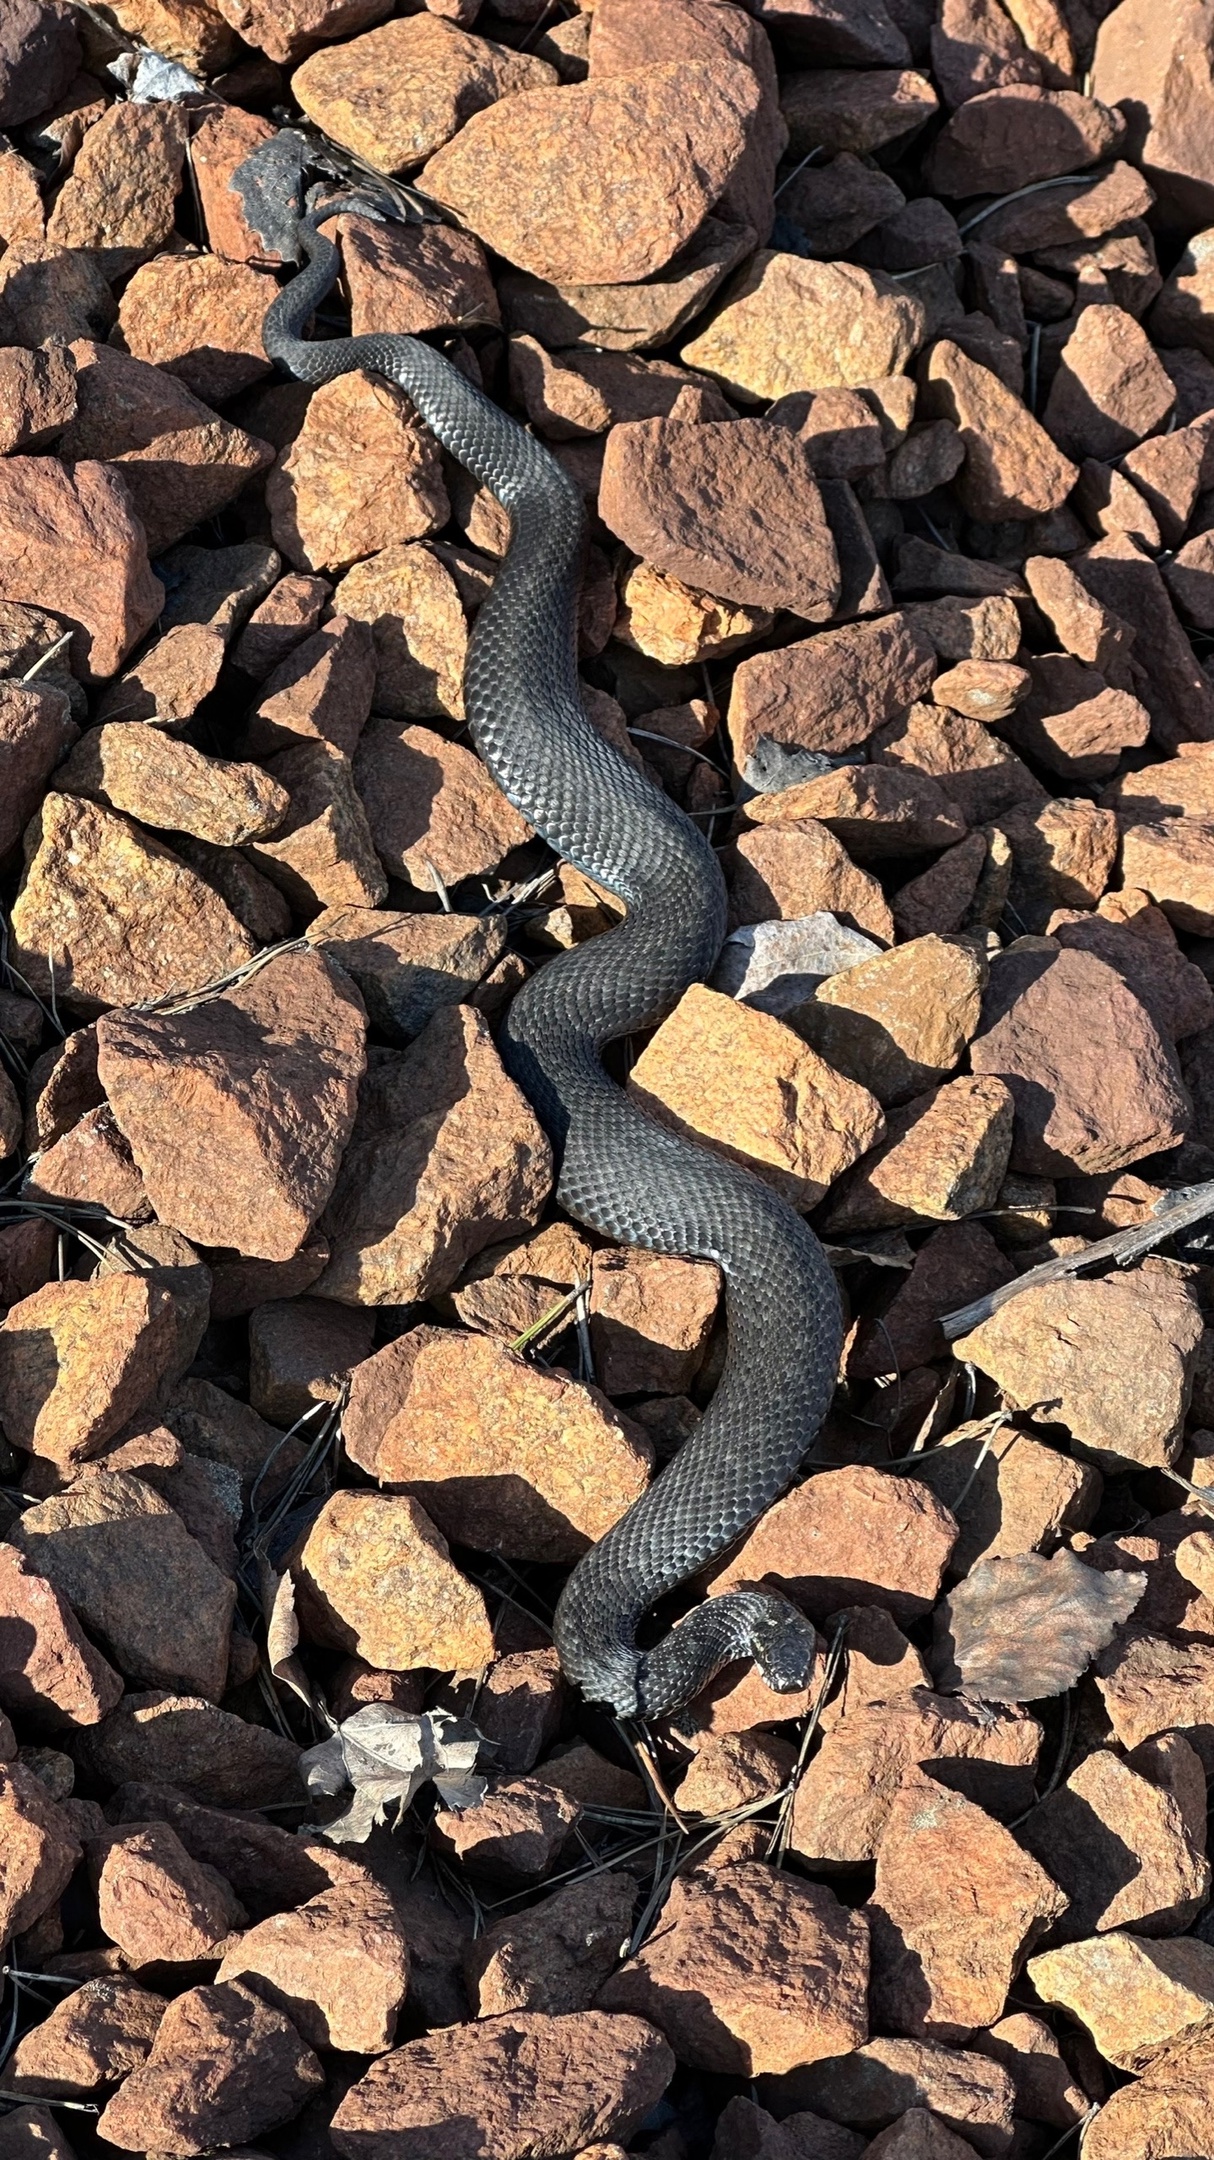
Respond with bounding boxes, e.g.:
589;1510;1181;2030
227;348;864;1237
712;914;883;1014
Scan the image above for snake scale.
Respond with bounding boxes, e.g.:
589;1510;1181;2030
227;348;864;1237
263;210;844;1718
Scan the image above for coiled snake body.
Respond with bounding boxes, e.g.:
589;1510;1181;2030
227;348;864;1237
264;215;843;1717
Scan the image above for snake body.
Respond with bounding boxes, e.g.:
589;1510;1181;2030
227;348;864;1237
264;215;843;1717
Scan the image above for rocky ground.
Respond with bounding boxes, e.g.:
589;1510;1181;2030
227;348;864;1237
6;0;1214;2156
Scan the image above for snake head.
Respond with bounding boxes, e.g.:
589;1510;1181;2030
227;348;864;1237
750;1597;818;1694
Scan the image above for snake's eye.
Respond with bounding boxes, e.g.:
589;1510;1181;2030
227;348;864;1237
752;1601;817;1694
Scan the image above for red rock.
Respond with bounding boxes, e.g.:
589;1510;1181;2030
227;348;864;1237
59;725;288;849
928;85;1122;196
330;2010;673;2160
0;1761;81;1946
218;1877;410;2053
1043;305;1176;462
96;1822;243;1965
971;2012;1089;2129
331;213;499;339
353;719;531;890
588;1248;720;1395
0;1544;124;1732
291;13;554;169
113;253;277;407
0;1275;194;1470
0;344;76;455
498;216;755;355
778;2036;1016;2156
920;340;1077;521
466;1871;635;2018
599;1863;868;2075
930;0;1040;105
0;682;76;858
675;1730;795;1815
0;2;81;127
291;1487;494;1672
790;933;986;1105
728;819;895;943
96;624;227;730
848;1223;1015;1380
189;105;282;266
1018;1744;1209;1938
0;459;161;684
45;103;185;279
1092;0;1214;228
681;252;927;405
745;765;966;860
246;739;387;912
1049;895;1214;1044
599;419;839;619
248;1298;374;1425
779;68;939;158
96;948;365;1265
97;1979;323;2154
712;1464;957;1625
266;369;447;576
969;943;1191;1176
1070;532;1214;751
232;573;330;679
431;1774;582;1882
76;1692;301;1809
1;1977;166;2100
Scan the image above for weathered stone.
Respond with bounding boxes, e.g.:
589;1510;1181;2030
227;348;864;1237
232;575;330;681
96;626;227;734
1091;0;1214;228
745;766;966;860
1018;1744;1209;1939
444;1221;594;1340
0;460;161;685
464;1872;636;2017
74;1692;300;1809
0;1762;81;1947
617;559;772;665
292;14;554;172
431;1774;582;1884
243;616;374;759
113;253;277;407
334;543;469;721
245;740;388;913
908;1419;1100;1574
790;935;985;1106
217;1878;410;2053
783;2036;1016;2155
0;1275;194;1469
848;1224;1016;1380
1043;305;1176;462
343;1325;651;1562
779;67;940;157
291;1489;494;1672
728;610;936;762
822;1078;1015;1233
921;340;1077;520
0;345;75;455
1028;1932;1214;2071
305;905;506;1043
1;1977;166;2099
267;369;447;576
247;1298;374;1426
682;251;926;403
354;718;531;891
675;1731;796;1816
929;84;1122;195
97;1980;323;2155
1080;2039;1214;2158
46;103;184;279
729;821;895;944
59;726;287;848
96;949;365;1265
588;1248;720;1396
957;1266;1204;1471
96;1822;243;1965
0;1544;123;1733
712;1464;957;1624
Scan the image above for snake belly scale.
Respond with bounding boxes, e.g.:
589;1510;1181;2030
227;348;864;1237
263;213;844;1718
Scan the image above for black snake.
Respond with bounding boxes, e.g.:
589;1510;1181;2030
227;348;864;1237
263;210;844;1717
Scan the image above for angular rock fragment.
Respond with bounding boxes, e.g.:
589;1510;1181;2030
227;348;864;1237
97;1980;323;2154
291;1489;494;1672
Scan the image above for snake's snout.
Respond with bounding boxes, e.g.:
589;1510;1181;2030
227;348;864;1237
750;1597;818;1695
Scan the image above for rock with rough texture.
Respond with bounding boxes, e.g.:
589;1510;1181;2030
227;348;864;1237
929;84;1122;195
598;1863;868;2075
1091;0;1214;228
305;905;506;1042
291;1489;495;1673
96;1822;243;1966
1097;1631;1214;1769
1081;2039;1214;2159
75;1692;301;1809
1028;1932;1214;2071
0;1;81;126
628;983;884;1209
822;1076;1015;1233
0;1276;193;1470
334;543;469;720
97;1980;323;2154
0;1760;81;1946
867;1769;1067;2039
292;14;556;172
96;949;365;1264
599;418;839;619
431;1773;582;1884
45;103;185;279
242;615;374;759
1120;818;1214;937
331;213;500;340
114;253;277;406
743;765;966;860
956;1267;1204;1471
317;1004;553;1305
248;1298;375;1426
1018;1744;1210;1939
245;740;387;913
729;820;895;944
971;2011;1089;2130
0;683;78;859
0;345;76;456
266;370;447;575
921;340;1077;520
969;943;1191;1176
330;2010;673;2160
1043;305;1176;462
588;1248;720;1395
682;252;926;404
217;1878;410;2053
343;1325;651;1562
9;794;255;1015
59;726;287;848
675;1731;796;1816
0;1544;124;1732
354;718;531;890
464;1871;636;2016
419;61;755;285
728;611;936;762
907;1419;1100;1574
96;625;227;733
0;460;162;685
875;701;1045;829
790;935;985;1105
9;1472;236;1702
1;1977;166;2100
712;1464;957;1624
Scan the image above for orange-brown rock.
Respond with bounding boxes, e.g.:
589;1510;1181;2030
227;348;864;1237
0;1761;82;1946
1080;2039;1214;2159
74;1692;301;1810
242;615;374;759
956;1266;1204;1471
1000;798;1118;932
113;253;277;407
305;905;506;1043
96;625;227;732
431;1773;582;1884
420;60;754;285
96;1822;244;1965
791;935;985;1106
267;369;447;576
334;542;469;720
9;1472;236;1702
245;740;387;913
292;14;555;172
729;821;895;944
1120;818;1214;937
822;1075;1015;1233
0;460;162;685
0;1275;192;1470
628;984;884;1211
598;1863;868;2075
681;251;926;402
233;574;330;680
921;340;1077;520
464;1871;637;2017
329;2010;673;2160
331;213;500;339
247;1298;374;1426
867;1769;1067;2040
1028;1933;1214;2071
588;1248;720;1396
1097;1631;1214;1769
931;660;1029;721
1044;304;1176;462
217;1878;410;2053
343;1324;651;1562
0;1544;123;1732
1018;1744;1209;1939
317;1004;553;1305
908;1420;1101;1575
0;682;77;859
211;0;394;65
291;1489;494;1673
617;559;772;666
97;1980;323;2154
1;1976;166;2099
96;947;365;1265
712;1464;957;1625
875;700;1046;828
0;344;76;455
189;104;280;264
59;725;288;849
354;719;531;891
728;609;936;763
446;1221;595;1339
674;1731;795;1816
45;102;185;279
745;766;967;860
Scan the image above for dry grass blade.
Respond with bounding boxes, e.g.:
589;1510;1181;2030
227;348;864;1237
767;1614;850;1866
134;936;310;1017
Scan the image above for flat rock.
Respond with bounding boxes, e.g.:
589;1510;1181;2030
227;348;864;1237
928;85;1122;196
419;60;754;285
780;65;939;156
968;943;1191;1176
956;1267;1204;1471
329;2010;673;2160
0;1761;81;1947
0;1544;123;1732
354;718;531;891
332;213;499;339
1;1977;166;2099
291;1489;494;1673
0;1275;193;1470
59;725;287;848
921;340;1076;521
464;1872;636;2016
10;1471;236;1701
599;418;839;619
1028;1932;1214;2071
343;1324;651;1562
728;821;895;944
712;1464;957;1624
217;1878;410;2053
931;661;1029;722
588;1248;720;1396
267;370;447;576
728;610;936;762
745;766;966;861
97;1980;323;2155
790;934;985;1106
75;1692;301;1809
96;1822;243;1965
785;2036;1016;2156
1018;1744;1210;1939
628;983;885;1210
675;1731;796;1816
598;1863;868;2076
96;948;366;1264
681;250;926;403
316;1004;553;1305
292;14;555;173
